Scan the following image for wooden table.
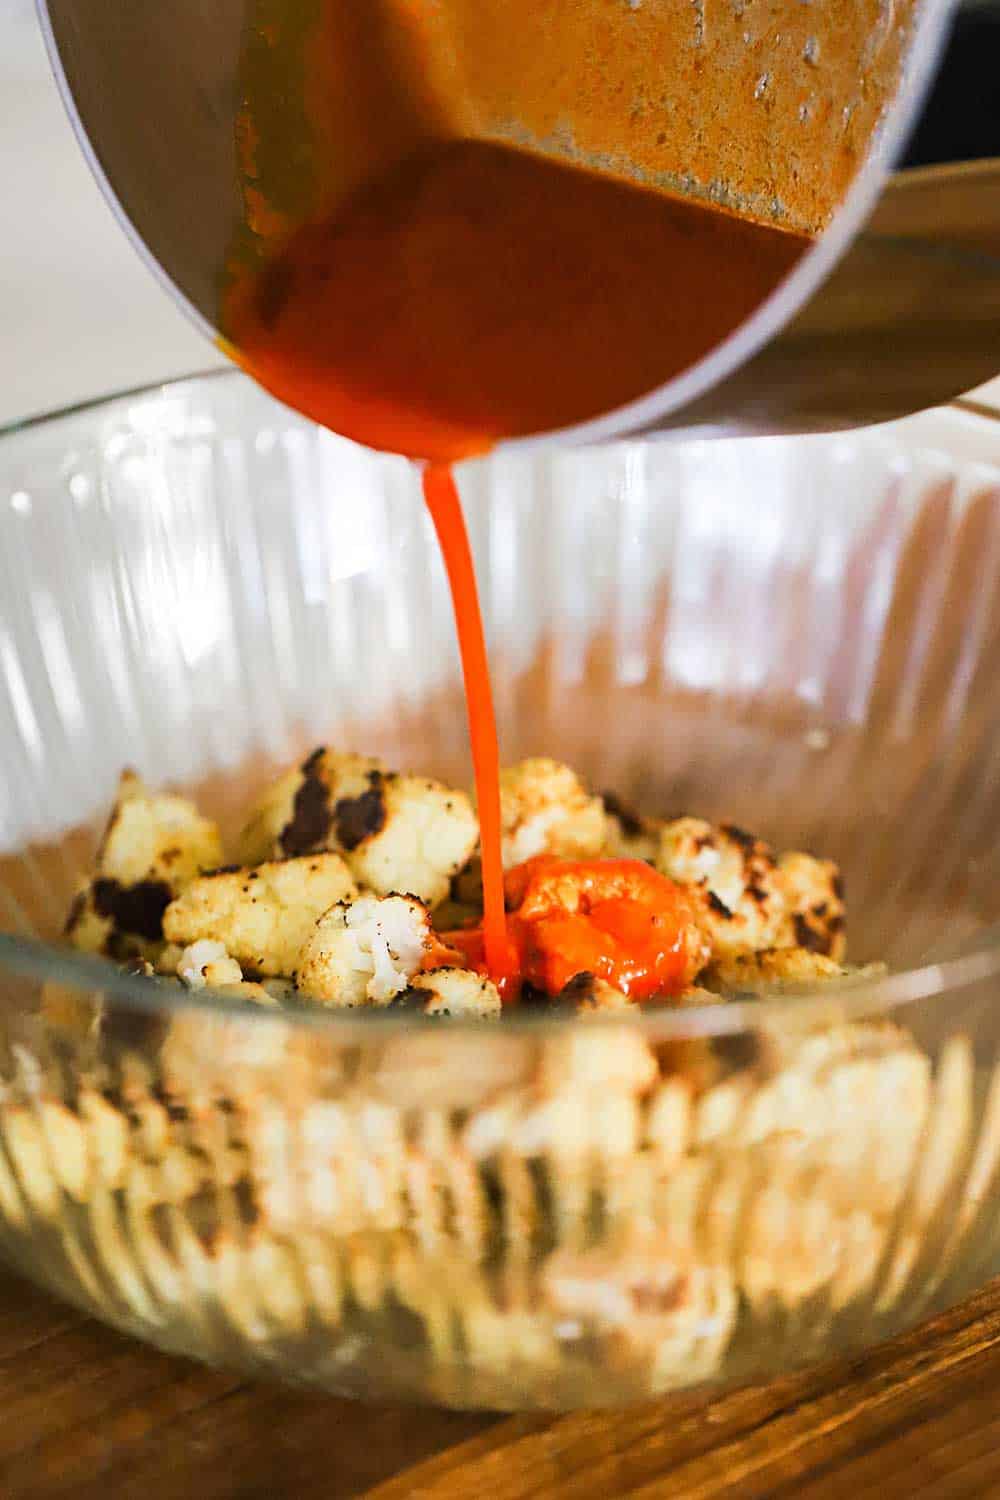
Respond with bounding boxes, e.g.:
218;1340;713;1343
4;1268;1000;1498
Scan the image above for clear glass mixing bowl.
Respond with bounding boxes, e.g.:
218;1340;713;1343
1;371;999;1409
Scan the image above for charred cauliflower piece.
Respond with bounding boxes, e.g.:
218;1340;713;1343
556;973;638;1014
703;948;883;997
173;940;280;1005
499;758;608;866
237;748;477;908
213;980;281;1006
703;947;848;996
601;792;662;863
66;772;222;961
176;940;243;990
237;751;384;864
656;818;786;958
295;894;441;1007
775;852;847;961
163;853;357;978
399;967;501;1019
348;774;478;908
236;768;305;867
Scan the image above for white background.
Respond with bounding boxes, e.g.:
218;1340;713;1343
0;0;223;430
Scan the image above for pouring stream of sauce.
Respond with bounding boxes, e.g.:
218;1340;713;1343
422;464;514;983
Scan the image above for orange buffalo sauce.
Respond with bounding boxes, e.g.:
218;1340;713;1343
224;138;808;462
442;856;710;1003
422;465;515;984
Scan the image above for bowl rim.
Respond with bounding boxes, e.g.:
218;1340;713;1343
4;361;1000;463
3;369;1000;1040
0;365;235;446
4;929;1000;1041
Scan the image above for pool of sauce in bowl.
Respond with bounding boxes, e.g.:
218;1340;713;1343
222;28;811;996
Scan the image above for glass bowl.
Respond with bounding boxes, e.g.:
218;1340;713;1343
1;371;1000;1410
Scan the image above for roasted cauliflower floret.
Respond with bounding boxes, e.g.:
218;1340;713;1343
176;940;244;990
173;941;278;1004
295;894;441;1007
348;774;478;908
237;748;477;907
92;771;221;887
601;792;661;864
499;758;608;866
163;853;357;978
556;972;638;1013
399;967;501;1019
213;980;281;1006
237;751;384;864
237;769;304;866
703;947;882;997
65;771;222;961
774;852;847;961
656;818;786;957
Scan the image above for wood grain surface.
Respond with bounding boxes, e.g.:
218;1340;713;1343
4;1267;1000;1498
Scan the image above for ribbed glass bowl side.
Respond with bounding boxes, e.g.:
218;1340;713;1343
0;373;999;1405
